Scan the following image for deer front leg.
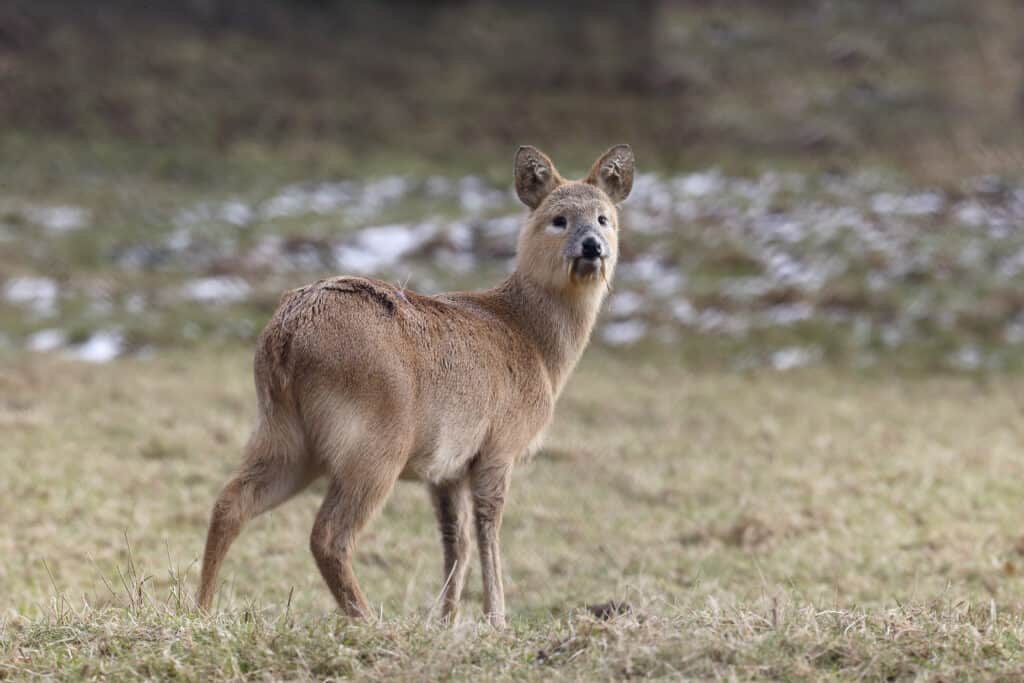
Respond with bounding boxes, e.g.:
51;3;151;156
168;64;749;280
470;460;513;628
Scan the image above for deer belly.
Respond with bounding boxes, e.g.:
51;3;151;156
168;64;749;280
401;419;489;484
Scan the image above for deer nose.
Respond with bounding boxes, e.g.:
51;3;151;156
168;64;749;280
581;236;603;260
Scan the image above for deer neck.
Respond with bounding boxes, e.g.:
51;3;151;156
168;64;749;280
496;271;605;396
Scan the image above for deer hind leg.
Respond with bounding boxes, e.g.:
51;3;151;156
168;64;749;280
309;454;403;618
470;460;513;628
430;478;473;623
197;423;314;611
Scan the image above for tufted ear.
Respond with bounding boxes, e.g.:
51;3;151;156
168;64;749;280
585;144;634;204
514;146;563;209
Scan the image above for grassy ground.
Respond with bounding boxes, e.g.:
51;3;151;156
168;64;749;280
5;349;1024;679
5;4;1024;677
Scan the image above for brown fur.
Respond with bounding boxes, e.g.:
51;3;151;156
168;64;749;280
196;145;635;627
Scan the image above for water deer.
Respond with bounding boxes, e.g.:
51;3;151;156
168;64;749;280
196;144;634;627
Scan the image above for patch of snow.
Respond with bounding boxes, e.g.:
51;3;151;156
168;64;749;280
971;175;1006;196
4;277;58;316
997;247;1024;279
770;346;821;371
602;319;647;346
166;227;193;252
880;324;905;347
672;298;696;324
69;331;124;363
181;276;251;304
435;249;477;273
125;293;148;314
675;171;724;198
871;191;944;217
609;291;645;317
446;222;474;251
954;200;989;228
346;176;412;220
628;174;675;222
334;222;437;274
359;223;428;256
333;245;384;274
220;201;254;227
262;185;309;219
310;182;356;214
761;303;813;326
26;206;90;234
456;176;505;214
27;328;66;352
696;309;750;336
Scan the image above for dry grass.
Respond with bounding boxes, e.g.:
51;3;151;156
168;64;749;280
5;349;1024;679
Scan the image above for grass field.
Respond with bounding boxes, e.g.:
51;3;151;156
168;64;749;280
5;349;1024;679
6;4;1024;678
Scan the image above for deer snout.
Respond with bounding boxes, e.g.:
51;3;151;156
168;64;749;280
566;230;609;281
568;227;607;260
580;236;603;260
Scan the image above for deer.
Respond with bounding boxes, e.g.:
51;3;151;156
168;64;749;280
196;144;634;628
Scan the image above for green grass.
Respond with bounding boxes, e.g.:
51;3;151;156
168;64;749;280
5;349;1024;679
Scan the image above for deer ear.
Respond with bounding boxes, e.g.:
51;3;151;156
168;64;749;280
586;144;634;204
514;146;562;209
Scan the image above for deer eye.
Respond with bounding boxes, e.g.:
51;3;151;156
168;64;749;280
551;216;567;229
598;215;608;226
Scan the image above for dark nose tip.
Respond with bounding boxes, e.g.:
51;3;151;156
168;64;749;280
581;236;603;260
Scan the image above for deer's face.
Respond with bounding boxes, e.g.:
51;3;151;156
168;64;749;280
513;145;634;293
522;183;619;287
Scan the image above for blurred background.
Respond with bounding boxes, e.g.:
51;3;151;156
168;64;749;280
2;0;1024;370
